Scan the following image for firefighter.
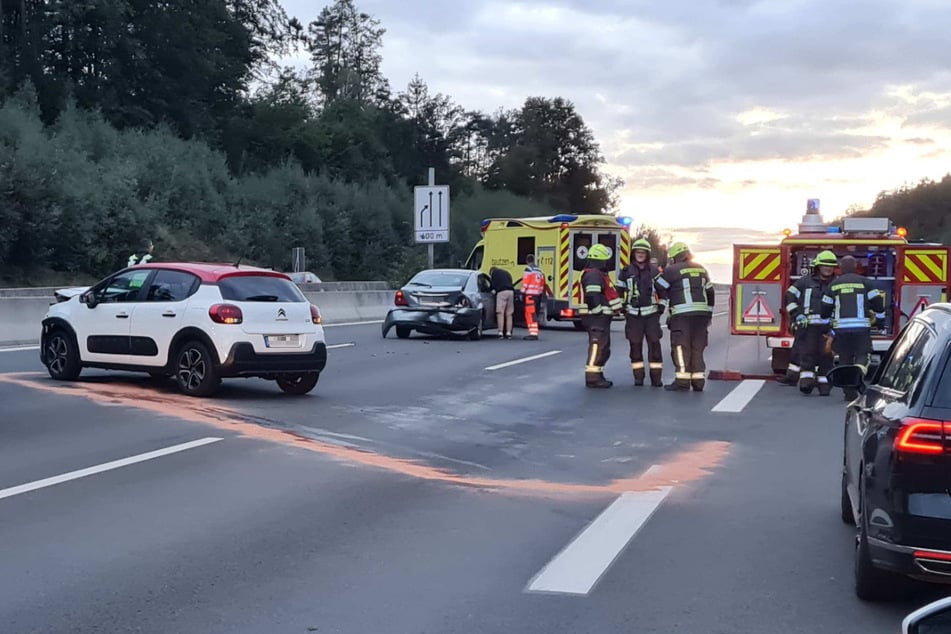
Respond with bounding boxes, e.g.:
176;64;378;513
655;242;715;392
521;254;545;340
128;238;154;267
820;255;886;400
619;238;665;386
582;243;623;388
790;251;837;395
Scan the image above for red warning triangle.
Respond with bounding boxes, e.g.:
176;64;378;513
742;295;775;323
909;295;929;319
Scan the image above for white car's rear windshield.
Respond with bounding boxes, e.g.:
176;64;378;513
217;276;306;302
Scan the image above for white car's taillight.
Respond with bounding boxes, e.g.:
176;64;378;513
209;304;243;324
310;304;322;324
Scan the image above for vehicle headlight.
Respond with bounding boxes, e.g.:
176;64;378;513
456;296;470;308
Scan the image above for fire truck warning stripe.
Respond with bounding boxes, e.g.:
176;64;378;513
904;253;947;283
741;252;782;281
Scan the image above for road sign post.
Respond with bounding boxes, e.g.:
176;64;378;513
415;167;450;269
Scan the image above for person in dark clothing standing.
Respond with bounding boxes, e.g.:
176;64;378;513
489;266;515;339
655;242;715;392
619;238;665;387
582;244;623;388
820;255;886;400
788;251;837;396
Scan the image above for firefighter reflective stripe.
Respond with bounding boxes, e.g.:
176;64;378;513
655;276;670;290
817;376;829;384
626;304;658;316
631;361;645;370
690;372;705;380
903;249;948;283
674;346;688;379
649;362;663;369
586;344;601;372
671;301;711;316
788;364;801;373
800;371;815;379
787;286;801;298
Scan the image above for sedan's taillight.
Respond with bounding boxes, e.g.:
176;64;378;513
310;304;322;324
895;417;949;455
395;290;408;306
209;304;243;324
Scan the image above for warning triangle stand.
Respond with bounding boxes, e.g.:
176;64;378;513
742;295;775;323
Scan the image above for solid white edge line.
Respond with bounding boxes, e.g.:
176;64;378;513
485;350;561;371
526;476;672;596
0;346;40;353
711;379;766;413
0;437;223;501
326;343;355;349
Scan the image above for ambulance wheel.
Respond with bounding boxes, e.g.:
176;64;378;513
536;301;547;328
573;320;586;331
771;348;790;374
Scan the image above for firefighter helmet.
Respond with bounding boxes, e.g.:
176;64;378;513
813;250;838;267
667;242;690;260
587;244;612;261
632;238;652;255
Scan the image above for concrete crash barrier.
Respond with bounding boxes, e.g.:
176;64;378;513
0;282;397;347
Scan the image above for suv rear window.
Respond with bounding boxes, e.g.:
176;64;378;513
217;275;305;302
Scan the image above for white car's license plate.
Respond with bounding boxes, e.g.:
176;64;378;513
265;334;300;348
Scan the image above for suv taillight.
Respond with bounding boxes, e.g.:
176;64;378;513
209;304;243;324
395;290;408;306
310;304;322;324
895;417;949;455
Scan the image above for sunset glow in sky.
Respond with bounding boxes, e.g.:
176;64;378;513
281;0;951;279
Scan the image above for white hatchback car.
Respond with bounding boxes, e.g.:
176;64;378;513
41;263;327;397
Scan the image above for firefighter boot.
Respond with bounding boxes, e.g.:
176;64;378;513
818;378;832;396
586;372;613;389
650;368;663;387
777;370;798;386
799;375;816;395
664;381;689;392
632;364;645;386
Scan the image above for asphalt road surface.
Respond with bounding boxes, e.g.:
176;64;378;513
1;310;945;633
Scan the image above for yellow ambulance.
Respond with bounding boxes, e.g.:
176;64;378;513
464;213;634;329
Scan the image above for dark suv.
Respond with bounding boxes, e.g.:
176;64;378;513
832;303;951;601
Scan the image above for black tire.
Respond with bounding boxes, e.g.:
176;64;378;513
396;325;412;339
841;471;854;525
174;340;220;397
854;478;914;601
573;320;586;331
276;372;319;395
44;329;81;381
536;300;548;329
468;315;484;341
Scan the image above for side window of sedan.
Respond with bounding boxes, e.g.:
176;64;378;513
96;270;152;303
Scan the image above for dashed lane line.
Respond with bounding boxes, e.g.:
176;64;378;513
711;379;765;413
0;437;223;501
526;465;671;596
485;350;562;371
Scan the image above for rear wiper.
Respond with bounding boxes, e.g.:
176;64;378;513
244;294;280;301
407;282;431;287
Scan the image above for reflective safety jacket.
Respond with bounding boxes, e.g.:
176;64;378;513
521;266;545;296
619;262;665;317
785;274;833;326
654;260;714;317
581;268;622;316
820;273;886;330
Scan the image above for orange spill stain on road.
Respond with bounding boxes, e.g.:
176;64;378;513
0;373;731;497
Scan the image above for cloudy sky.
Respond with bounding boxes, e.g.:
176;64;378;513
279;0;951;279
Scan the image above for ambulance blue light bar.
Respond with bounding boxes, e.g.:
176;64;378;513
827;226;841;233
617;216;633;226
548;214;578;223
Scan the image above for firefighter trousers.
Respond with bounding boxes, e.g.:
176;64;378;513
779;327;807;384
584;314;613;385
625;313;662;386
833;329;873;399
668;314;709;390
798;325;834;395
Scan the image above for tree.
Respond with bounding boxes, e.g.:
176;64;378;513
485;97;620;214
306;0;389;106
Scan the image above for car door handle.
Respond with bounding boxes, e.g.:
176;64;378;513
162;311;177;318
115;313;129;319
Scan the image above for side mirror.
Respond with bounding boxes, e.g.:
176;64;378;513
826;365;866;393
903;596;951;633
81;291;98;309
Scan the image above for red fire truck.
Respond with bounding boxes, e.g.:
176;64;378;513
730;199;950;373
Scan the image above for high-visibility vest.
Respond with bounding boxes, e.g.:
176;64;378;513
521;269;545;295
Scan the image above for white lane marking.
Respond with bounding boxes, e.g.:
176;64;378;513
326;343;355;349
0;437;223;501
323;320;384;327
0;345;39;353
711;379;765;413
527;480;672;595
713;311;728;317
485;350;561;371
